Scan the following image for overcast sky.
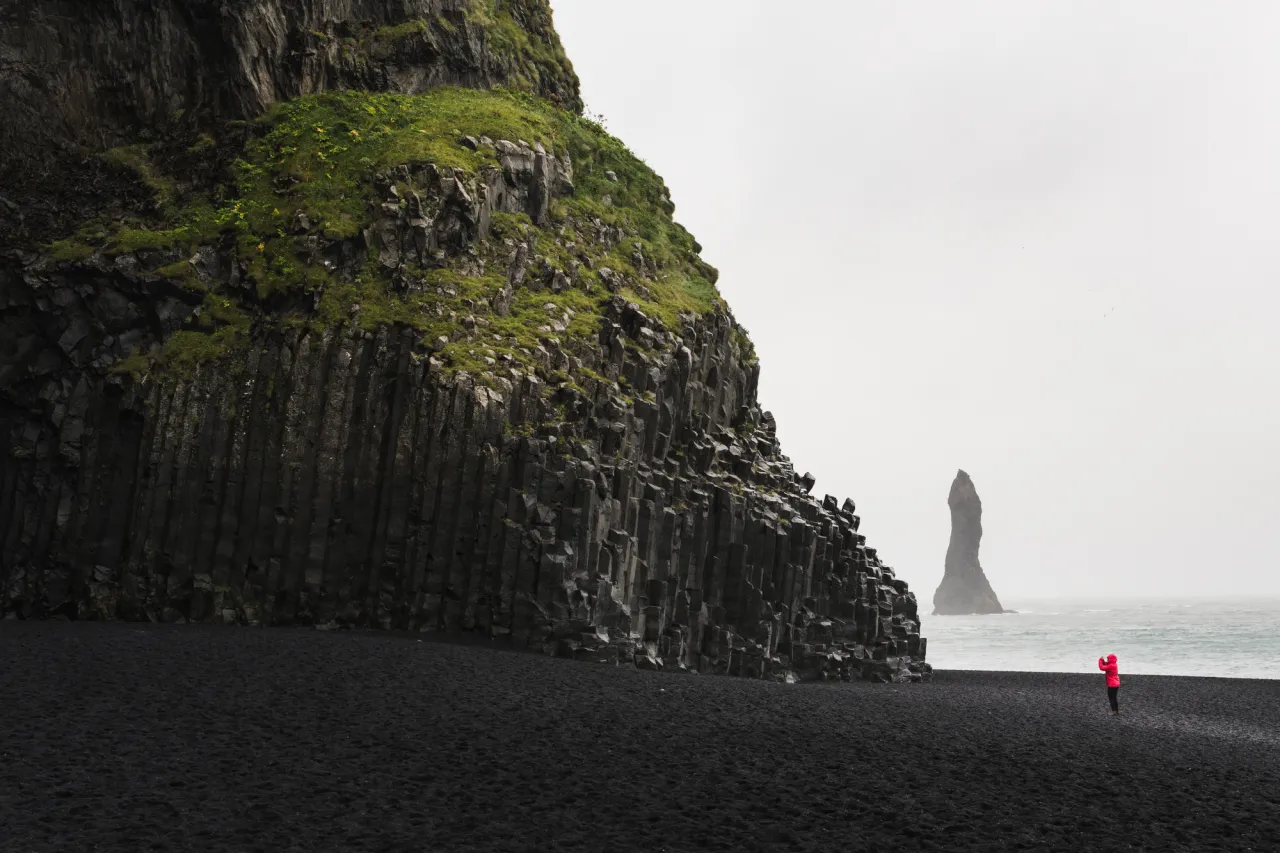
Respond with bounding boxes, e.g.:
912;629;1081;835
550;1;1280;601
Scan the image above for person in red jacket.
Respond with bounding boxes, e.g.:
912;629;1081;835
1098;654;1121;715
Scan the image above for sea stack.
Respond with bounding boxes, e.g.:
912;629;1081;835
932;470;1004;615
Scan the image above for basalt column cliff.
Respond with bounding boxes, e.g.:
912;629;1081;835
0;0;929;682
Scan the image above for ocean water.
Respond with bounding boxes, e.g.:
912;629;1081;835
923;597;1280;680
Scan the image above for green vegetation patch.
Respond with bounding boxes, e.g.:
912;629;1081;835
465;0;577;100
733;325;759;367
102;145;178;208
48;239;97;263
238;88;561;240
372;20;432;41
157;293;253;375
328;0;577;111
49;85;747;382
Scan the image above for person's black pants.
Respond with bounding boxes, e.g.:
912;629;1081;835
1107;686;1120;713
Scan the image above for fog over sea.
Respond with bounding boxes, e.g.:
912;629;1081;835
925;598;1280;680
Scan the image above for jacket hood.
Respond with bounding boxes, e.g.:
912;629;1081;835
1107;654;1117;663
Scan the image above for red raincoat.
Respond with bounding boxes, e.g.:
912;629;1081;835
1098;654;1120;688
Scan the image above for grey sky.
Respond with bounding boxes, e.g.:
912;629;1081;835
550;1;1280;600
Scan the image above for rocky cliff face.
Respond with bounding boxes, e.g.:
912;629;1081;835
932;469;1003;616
0;0;930;682
0;0;579;249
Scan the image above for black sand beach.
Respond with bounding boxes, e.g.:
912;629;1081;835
2;623;1278;853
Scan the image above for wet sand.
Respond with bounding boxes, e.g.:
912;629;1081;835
2;622;1278;852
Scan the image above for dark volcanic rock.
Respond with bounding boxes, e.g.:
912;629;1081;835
0;1;929;684
932;469;1003;616
0;285;930;682
0;0;582;248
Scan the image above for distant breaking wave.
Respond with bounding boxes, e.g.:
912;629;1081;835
925;597;1280;679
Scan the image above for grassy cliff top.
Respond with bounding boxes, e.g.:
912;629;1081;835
49;86;755;383
0;0;584;250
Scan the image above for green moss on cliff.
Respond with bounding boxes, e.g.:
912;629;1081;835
239;88;557;239
109;351;153;379
733;326;759;367
107;225;199;256
48;239;97;263
466;0;576;99
157;293;253;375
372;20;432;42
337;0;577;111
102;145;177;208
48;85;744;383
